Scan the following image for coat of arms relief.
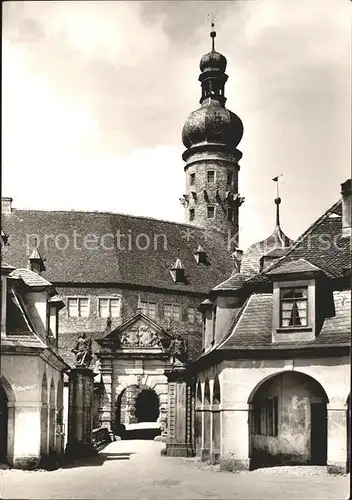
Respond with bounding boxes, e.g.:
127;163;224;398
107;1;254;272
120;323;162;348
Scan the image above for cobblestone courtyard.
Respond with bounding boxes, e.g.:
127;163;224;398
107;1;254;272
1;441;349;499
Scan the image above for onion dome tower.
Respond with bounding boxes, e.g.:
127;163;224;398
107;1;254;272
181;23;244;249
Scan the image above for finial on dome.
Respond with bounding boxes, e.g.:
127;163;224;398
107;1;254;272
208;13;217;52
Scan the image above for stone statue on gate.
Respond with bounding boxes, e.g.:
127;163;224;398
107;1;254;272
71;332;93;368
168;334;188;367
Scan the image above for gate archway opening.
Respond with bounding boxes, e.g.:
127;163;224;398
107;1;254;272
249;371;328;469
116;385;160;440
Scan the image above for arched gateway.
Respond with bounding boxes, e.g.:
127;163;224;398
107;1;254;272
249;371;329;468
96;308;174;438
116;385;160;427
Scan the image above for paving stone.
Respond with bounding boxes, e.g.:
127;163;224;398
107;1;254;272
1;440;349;500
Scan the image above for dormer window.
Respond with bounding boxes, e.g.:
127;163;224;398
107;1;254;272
280;287;308;327
268;259;324;342
194;245;208;265
170;258;185;283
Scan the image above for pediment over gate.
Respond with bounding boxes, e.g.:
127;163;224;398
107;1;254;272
96;312;173;353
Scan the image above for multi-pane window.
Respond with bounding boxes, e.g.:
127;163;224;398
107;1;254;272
226;171;233;186
189;209;195;221
98;298;120;318
141;301;157;320
67;298;89;318
207;171;215;183
188;306;196;324
252;397;278;436
280;287;308;327
190;173;195;186
164;303;180;321
207;206;215;218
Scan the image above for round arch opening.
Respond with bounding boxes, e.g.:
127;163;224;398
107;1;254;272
249;371;329;469
115;385;160;440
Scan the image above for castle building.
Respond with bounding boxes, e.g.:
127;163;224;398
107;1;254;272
1;27;244;438
1;25;350;472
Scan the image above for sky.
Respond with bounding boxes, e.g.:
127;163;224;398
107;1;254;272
2;0;351;250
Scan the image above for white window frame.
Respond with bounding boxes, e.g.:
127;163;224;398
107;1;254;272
67;296;90;318
164;303;181;322
188;306;196;324
98;296;122;318
141;301;157;320
272;279;316;342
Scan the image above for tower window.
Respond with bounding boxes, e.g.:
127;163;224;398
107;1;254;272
227;208;234;221
189;209;195;221
190;173;195;186
207;206;215;219
207;171;215;183
227;171;233;186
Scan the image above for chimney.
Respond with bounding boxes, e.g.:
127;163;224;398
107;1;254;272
1;197;13;215
341;179;351;238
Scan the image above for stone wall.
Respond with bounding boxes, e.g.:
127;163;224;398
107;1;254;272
56;285;204;358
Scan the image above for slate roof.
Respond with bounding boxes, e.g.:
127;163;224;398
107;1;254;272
218;290;351;350
267;258;324;276
1;261;15;271
212;272;249;291
2;209;233;293
247;200;350;285
240;225;293;276
196;195;351;360
10;268;53;288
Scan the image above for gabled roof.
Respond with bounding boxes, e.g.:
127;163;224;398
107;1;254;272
1;261;16;272
267;258;324;276
10;268;53;288
2;209;233;293
98;311;172;348
212;272;248;291
240;225;293;276
248;200;349;285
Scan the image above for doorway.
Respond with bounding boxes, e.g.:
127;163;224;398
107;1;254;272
135;389;159;422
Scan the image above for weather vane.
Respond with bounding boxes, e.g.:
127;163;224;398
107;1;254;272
272;174;283;199
272;174;283;227
207;13;218;51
